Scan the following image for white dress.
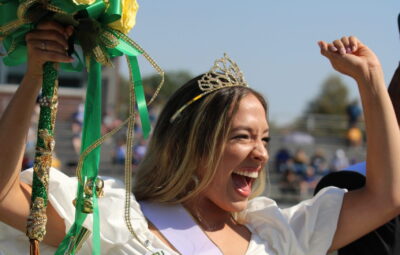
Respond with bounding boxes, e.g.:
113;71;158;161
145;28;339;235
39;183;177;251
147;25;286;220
0;168;345;255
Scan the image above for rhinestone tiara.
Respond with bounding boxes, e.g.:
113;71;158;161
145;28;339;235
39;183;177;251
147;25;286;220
170;53;248;122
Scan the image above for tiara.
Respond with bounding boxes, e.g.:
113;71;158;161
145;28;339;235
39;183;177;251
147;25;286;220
170;53;249;122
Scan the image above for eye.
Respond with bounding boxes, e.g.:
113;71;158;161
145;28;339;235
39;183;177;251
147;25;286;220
232;134;250;140
262;137;271;146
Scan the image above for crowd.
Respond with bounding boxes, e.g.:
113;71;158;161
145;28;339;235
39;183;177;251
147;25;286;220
275;146;359;198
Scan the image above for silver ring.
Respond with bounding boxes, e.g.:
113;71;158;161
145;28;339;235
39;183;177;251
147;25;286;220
41;41;46;51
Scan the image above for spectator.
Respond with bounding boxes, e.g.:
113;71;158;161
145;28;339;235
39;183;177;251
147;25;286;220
292;148;309;175
346;99;362;128
113;137;127;165
274;147;291;173
346;124;363;147
330;149;349;172
310;148;330;177
133;138;147;166
300;165;319;197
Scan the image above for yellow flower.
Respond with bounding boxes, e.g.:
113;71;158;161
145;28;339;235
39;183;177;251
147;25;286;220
72;0;96;5
109;0;139;34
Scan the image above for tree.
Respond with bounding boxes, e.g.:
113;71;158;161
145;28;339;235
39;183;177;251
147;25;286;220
305;75;350;115
289;75;352;136
117;70;193;118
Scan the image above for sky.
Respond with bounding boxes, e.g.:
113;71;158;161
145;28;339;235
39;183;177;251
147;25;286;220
122;1;400;126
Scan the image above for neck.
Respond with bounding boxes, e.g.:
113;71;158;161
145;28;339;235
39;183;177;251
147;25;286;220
183;196;233;232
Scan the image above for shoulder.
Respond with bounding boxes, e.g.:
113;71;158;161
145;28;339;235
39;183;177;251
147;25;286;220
241;187;346;255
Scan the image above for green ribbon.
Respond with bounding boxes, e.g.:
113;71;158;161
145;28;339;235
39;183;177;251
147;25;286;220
55;58;102;255
0;0;18;26
128;56;150;138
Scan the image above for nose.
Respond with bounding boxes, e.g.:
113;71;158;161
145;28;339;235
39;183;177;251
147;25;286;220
251;140;269;163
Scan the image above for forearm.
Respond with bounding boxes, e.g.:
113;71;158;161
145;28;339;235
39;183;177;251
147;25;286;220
0;74;42;201
357;68;400;210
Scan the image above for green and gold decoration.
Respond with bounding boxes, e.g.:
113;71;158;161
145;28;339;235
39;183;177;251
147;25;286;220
0;0;164;254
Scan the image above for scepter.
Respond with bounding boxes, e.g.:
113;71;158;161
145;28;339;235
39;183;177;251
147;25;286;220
26;62;59;254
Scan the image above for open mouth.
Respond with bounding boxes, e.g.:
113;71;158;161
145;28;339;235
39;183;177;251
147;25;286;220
231;170;259;197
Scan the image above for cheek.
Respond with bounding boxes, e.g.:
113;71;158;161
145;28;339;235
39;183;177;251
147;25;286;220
222;144;253;163
212;146;253;181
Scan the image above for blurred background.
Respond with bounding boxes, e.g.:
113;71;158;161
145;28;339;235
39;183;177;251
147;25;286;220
1;0;399;205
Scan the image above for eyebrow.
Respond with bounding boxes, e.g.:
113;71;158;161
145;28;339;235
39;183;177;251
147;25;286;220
231;126;269;134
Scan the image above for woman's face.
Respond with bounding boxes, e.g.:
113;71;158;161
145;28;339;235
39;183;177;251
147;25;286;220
202;93;269;212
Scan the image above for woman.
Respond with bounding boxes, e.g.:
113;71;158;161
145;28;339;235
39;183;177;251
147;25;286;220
0;21;400;255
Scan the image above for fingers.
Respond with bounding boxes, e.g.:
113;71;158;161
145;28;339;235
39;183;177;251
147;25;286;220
25;21;74;64
26;30;69;51
36;21;69;39
32;40;65;54
31;40;74;62
348;36;358;52
318;36;360;56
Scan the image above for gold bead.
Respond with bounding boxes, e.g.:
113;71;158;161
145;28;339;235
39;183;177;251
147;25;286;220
84;179;93;197
95;178;104;198
82;198;93;214
84;178;105;198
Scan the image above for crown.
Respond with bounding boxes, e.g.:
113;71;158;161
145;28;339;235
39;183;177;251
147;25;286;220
170;53;248;122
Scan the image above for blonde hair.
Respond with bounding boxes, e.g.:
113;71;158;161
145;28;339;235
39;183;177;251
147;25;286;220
133;74;268;204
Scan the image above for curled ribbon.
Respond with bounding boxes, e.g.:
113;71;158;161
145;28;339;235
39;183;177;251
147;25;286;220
1;0;164;254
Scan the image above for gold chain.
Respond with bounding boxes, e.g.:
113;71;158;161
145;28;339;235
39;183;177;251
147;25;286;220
46;4;68;14
75;116;132;182
123;56;150;250
113;30;165;105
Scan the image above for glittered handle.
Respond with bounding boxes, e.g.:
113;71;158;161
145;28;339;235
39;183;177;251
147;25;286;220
26;62;58;254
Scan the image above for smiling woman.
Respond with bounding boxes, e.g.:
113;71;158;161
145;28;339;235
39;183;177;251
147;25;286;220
0;22;400;255
133;58;268;205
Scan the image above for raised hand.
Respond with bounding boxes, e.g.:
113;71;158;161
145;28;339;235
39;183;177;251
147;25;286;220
319;36;400;252
25;21;74;78
318;36;382;83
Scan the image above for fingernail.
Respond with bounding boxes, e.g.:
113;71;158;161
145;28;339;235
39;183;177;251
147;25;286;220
329;46;338;52
339;47;346;55
346;47;352;53
352;45;357;52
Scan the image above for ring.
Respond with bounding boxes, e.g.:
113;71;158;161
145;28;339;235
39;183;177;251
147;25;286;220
41;41;46;51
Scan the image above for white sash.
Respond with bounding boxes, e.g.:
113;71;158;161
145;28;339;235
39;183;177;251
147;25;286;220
139;201;223;255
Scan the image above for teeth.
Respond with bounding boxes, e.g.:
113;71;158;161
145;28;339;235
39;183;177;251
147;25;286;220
233;170;259;179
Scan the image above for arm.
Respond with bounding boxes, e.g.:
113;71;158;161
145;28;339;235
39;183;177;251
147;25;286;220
318;37;400;251
0;21;73;246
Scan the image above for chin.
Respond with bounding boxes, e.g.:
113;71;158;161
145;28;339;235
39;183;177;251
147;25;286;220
226;199;249;212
